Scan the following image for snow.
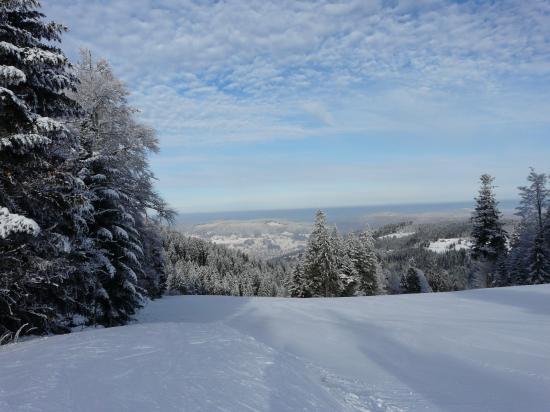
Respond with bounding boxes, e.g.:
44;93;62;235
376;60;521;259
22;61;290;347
0;41;20;56
1;285;550;411
428;237;472;253
35;116;67;133
23;48;66;66
378;232;415;240
0;133;51;151
185;219;311;258
0;207;40;239
0;65;26;85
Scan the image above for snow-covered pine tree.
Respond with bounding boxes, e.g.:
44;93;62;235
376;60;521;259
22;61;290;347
73;51;172;325
506;222;529;285
493;254;510;287
470;174;508;286
327;228;352;296
0;0;93;336
400;261;433;294
302;210;340;297
139;218;169;298
513;169;549;284
336;233;359;296
288;261;307;297
351;230;381;295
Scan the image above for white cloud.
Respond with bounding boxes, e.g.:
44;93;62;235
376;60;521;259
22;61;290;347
42;0;550;146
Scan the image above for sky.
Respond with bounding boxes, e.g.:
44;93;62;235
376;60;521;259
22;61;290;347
42;0;550;213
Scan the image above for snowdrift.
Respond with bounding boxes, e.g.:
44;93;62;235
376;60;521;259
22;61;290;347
1;285;550;411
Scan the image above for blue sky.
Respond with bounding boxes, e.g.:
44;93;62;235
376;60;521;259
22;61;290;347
42;0;550;213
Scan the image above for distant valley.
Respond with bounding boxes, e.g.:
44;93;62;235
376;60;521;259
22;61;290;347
176;201;517;259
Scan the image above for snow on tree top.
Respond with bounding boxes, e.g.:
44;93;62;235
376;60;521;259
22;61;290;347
0;207;40;239
23;47;67;67
0;41;20;56
34;116;67;134
0;86;28;112
0;133;51;151
0;65;26;85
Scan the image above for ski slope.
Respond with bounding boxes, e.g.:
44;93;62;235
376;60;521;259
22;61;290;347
1;285;550;412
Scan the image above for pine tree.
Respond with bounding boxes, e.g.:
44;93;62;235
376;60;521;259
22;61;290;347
162;230;290;297
289;261;311;297
0;0;92;336
400;261;432;294
352;230;381;295
513;169;549;284
506;223;525;285
140;218;168;298
302;210;340;297
471;175;508;259
336;233;359;296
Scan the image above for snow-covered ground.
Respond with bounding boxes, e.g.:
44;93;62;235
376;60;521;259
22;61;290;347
2;285;550;411
427;237;472;253
208;232;307;258
378;231;416;240
183;219;310;258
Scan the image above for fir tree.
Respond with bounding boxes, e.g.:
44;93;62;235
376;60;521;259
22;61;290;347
289;261;311;298
0;0;91;336
400;262;432;294
513;169;549;284
471;175;508;265
302;210;340;297
163;231;290;297
337;233;359;296
352;230;381;295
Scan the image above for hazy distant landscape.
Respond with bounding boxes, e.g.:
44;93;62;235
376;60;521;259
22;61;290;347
178;201;518;258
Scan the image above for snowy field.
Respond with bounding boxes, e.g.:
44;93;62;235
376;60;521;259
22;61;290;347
1;285;550;412
183;219;310;258
378;231;416;240
427;237;472;253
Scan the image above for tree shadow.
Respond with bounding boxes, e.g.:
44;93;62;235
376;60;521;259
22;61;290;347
330;312;548;412
138;295;253;324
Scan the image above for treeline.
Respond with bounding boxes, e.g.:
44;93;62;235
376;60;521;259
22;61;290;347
287;210;456;297
289;168;550;297
163;231;289;297
289;210;384;297
0;1;171;341
381;248;471;293
377;221;473;293
471;170;550;287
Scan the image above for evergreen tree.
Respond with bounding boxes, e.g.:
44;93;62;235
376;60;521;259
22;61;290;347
73;51;172;325
302;210;340;297
163;231;290;297
352;230;381;295
513;169;549;284
506;222;529;285
400;261;432;294
140;219;168;298
0;0;91;336
289;261;311;298
470;174;508;286
328;228;355;296
493;254;510;287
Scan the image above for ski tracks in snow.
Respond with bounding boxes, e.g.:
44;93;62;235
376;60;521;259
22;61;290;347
0;320;399;412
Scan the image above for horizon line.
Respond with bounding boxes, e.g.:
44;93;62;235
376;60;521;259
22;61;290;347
173;198;519;217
